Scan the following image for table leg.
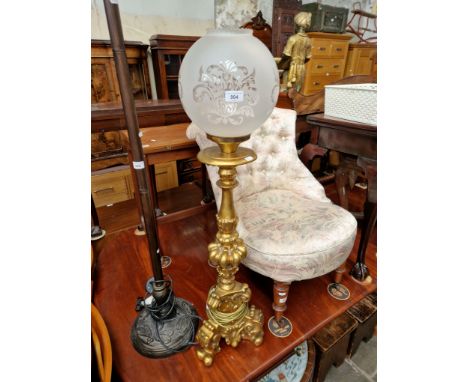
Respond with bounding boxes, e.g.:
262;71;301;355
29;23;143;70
91;195;106;241
350;157;377;283
299;143;328;173
350;201;376;282
335;165;349;211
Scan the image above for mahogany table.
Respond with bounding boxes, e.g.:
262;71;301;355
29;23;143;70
122;123;212;219
93;206;376;382
305;113;377;283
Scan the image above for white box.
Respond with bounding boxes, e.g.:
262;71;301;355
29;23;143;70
324;83;377;125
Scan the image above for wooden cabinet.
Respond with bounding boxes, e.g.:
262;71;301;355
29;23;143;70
272;0;302;57
91;167;133;207
154;161;179;192
177;157;202;185
302;32;352;95
344;43;377;77
149;35;199;99
91;39;152;104
91;161;179;207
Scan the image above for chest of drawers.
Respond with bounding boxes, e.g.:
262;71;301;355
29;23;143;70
302;32;352;95
344;43;377;77
91;166;133;208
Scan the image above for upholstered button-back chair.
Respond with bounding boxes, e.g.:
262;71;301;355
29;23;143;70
187;107;357;325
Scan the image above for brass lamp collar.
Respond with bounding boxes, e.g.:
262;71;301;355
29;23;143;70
206;134;251;154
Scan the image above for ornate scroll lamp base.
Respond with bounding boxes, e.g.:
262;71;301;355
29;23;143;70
131;278;199;358
195;135;264;367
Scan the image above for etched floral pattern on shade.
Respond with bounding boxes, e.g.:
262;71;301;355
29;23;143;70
192;60;258;126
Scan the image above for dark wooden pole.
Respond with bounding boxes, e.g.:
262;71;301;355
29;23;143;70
103;0;164;281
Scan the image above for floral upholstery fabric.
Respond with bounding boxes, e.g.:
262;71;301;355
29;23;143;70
187;107;357;283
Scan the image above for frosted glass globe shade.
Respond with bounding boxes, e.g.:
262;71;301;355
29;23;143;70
178;29;279;138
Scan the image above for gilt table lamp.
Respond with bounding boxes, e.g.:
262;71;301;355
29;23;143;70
178;28;279;366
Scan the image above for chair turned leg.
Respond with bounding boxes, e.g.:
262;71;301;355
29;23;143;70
334;263;346;284
268;281;293;337
327;263;351;301
272;281;290;322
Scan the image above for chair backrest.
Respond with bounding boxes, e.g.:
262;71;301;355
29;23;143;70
187;107;327;207
91;303;112;382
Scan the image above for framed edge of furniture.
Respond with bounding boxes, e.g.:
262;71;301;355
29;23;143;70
149;34;200;99
302;32;353;96
305;113;377;283
344;43;377;77
91;39;152;103
91;99;190;133
272;0;302;57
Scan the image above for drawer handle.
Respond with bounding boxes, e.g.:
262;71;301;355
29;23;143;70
318;47;326;51
313;82;321;85
93;187;114;193
316;64;323;69
333;64;340;68
156;171;168;176
336;47;343;51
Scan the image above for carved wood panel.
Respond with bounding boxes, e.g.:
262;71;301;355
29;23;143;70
91;40;152;104
272;0;302;56
91;59;118;104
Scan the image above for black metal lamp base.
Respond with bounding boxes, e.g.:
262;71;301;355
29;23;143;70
131;296;198;358
131;278;199;358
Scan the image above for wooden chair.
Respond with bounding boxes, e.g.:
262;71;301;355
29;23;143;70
91;303;112;382
241;10;273;51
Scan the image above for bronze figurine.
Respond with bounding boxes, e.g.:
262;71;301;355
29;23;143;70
276;12;312;92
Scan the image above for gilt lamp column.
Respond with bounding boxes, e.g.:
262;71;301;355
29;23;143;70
178;28;279;366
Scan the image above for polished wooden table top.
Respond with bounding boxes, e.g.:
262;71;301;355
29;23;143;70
91;99;185;116
307;113;377;134
307;113;377;160
93;207;376;382
91;99;189;133
121;123;193;155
